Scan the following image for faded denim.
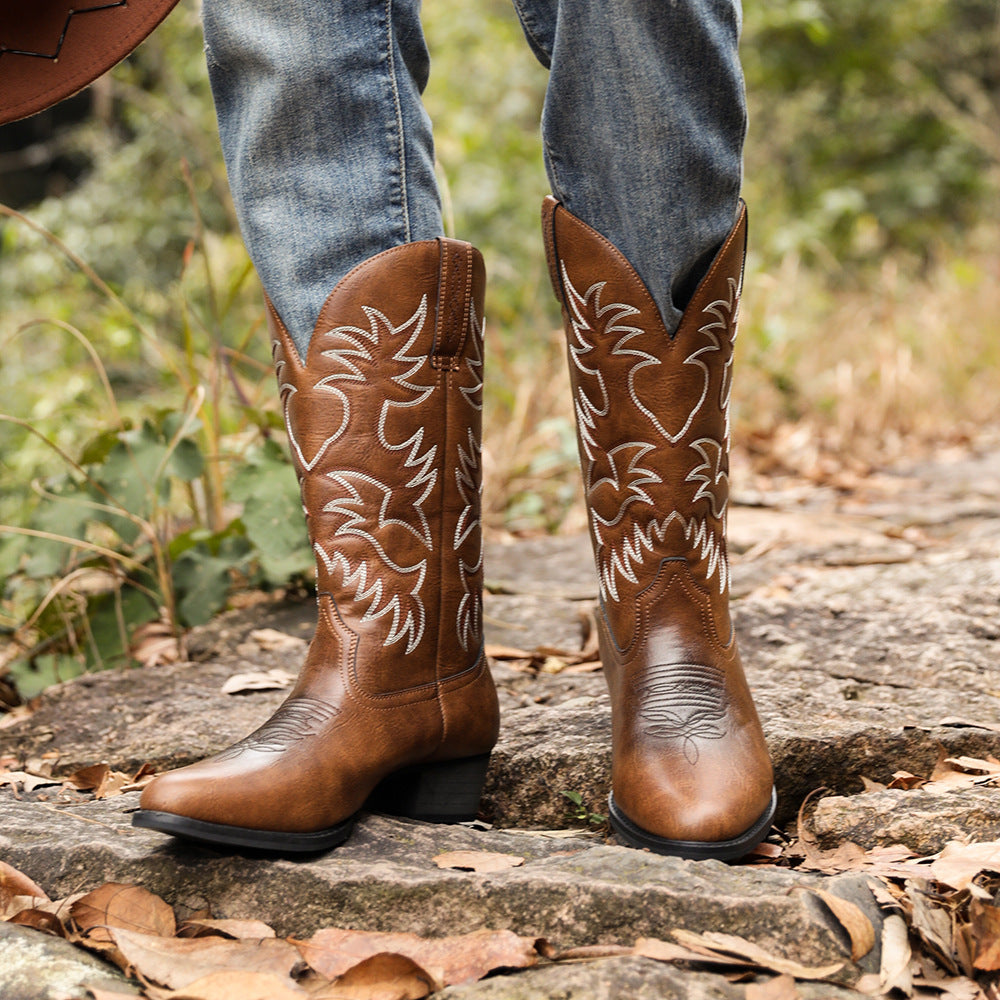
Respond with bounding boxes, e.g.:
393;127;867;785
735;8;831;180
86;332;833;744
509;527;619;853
203;0;746;356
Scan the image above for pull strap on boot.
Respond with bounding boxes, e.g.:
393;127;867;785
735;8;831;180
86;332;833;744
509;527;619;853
542;197;775;860
134;239;499;852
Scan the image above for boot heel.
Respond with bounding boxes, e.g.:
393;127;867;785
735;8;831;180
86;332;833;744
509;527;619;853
368;753;491;823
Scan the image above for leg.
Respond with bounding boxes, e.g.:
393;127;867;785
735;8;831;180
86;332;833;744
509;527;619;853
516;0;774;858
513;0;746;332
135;1;499;851
202;0;444;355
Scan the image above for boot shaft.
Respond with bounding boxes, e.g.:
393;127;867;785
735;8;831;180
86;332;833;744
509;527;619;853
267;239;487;690
542;197;746;652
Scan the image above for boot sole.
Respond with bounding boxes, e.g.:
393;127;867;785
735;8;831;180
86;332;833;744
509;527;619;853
607;786;778;861
130;752;491;854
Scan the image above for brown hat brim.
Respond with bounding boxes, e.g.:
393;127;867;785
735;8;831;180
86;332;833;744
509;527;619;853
0;0;181;126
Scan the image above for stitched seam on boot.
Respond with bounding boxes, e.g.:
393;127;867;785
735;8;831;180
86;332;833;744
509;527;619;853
320;593;439;706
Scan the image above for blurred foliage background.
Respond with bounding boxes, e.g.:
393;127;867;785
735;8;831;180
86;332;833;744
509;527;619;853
0;0;997;695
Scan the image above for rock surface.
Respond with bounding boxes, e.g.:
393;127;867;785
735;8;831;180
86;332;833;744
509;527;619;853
811;786;1000;854
2;442;1000;997
0;923;138;999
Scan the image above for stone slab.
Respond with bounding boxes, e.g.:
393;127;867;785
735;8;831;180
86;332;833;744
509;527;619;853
0;923;138;999
0;793;871;981
811;785;1000;855
5;512;1000;833
437;958;865;1000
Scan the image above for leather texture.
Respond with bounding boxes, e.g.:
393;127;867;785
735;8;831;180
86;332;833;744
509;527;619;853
542;196;774;850
139;238;499;836
1;0;180;125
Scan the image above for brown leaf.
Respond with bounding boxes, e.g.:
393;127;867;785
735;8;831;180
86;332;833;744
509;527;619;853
130;621;183;669
432;851;525;874
0;859;48;909
118;762;159;794
159;970;308;1000
879;914;913;996
970;900;1000;972
560;660;603;674
70;883;176;942
484;644;534;660
0;769;62;794
910;974;984;999
249;628;307;651
316;953;438;1000
107;928;303;991
942;756;1000;775
220;669;295;695
806;888;876;962
294;928;539;986
906;881;959;975
887;771;926;790
745;974;802;1000
64;763;130;798
931;841;1000;890
178;919;277;940
635;936;750;970
9;907;66;936
670;930;843;981
860;777;888;793
546;944;635;961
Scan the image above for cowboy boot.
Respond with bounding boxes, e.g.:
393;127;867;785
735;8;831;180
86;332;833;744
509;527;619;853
542;197;775;860
134;239;500;851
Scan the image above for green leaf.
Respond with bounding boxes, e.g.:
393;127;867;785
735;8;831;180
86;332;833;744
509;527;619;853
9;653;86;701
228;441;312;585
171;535;252;626
84;584;160;670
166;436;204;482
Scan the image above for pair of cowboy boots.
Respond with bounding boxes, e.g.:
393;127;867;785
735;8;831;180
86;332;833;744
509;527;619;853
134;202;775;860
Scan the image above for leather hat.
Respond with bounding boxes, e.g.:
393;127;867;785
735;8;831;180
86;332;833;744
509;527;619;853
0;0;181;126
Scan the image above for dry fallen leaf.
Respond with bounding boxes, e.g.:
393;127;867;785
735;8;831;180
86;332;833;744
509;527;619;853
71;883;177;942
543;944;634;961
249;628;307;651
130;620;183;669
483;643;534;660
887;771;926;790
293;927;539;986
970;900;1000;972
317;953;439;1000
105;927;303;991
158;970;308;1000
220;669;295;695
634;936;750;970
879;913;913;996
806;888;876;962
931;841;1000;891
670;929;844;981
942;756;1000;775
432;851;525;874
177;919;277;940
0;770;62;794
905;881;959;975
65;763;132;799
910;974;983;1000
0;860;48;910
9;907;66;936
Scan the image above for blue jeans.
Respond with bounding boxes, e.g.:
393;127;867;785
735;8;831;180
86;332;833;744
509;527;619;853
203;0;746;357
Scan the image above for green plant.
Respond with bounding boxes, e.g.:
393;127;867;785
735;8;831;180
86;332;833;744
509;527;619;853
0;202;310;698
560;789;608;829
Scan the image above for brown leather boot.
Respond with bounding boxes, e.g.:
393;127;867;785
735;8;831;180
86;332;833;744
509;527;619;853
134;239;500;852
542;197;775;860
